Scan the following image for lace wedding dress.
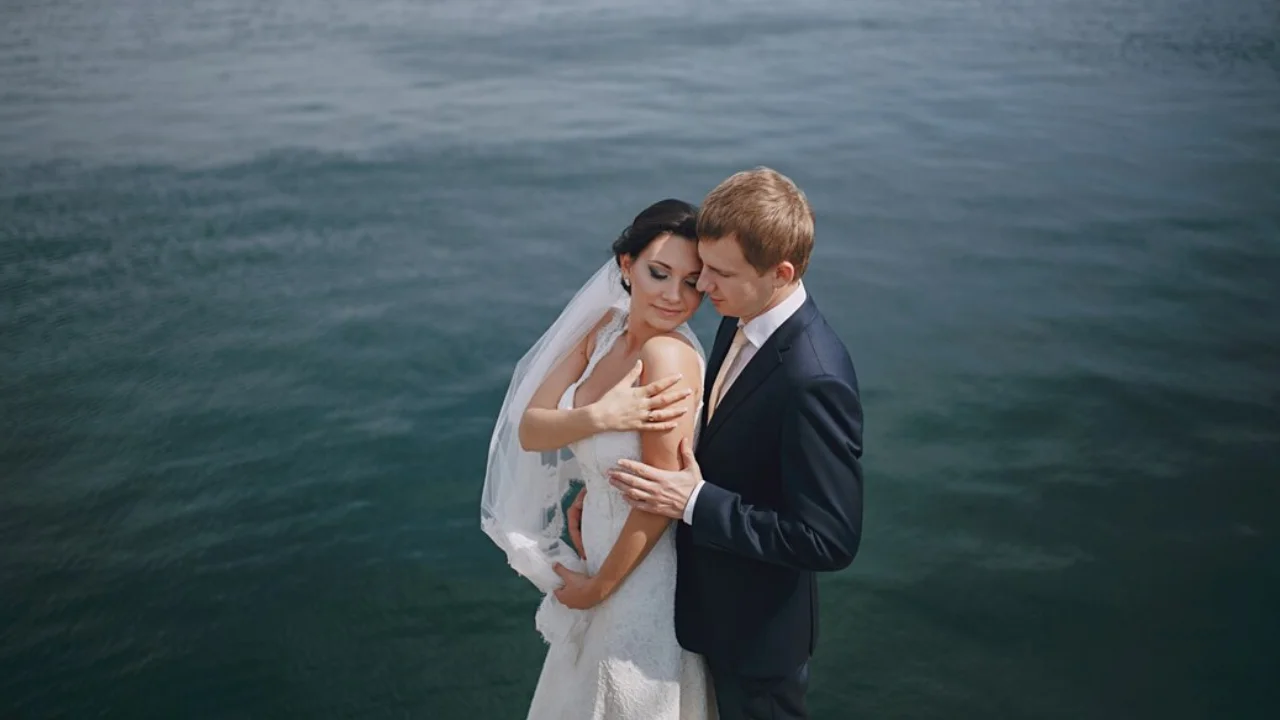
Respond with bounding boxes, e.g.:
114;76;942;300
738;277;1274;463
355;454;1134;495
524;310;715;720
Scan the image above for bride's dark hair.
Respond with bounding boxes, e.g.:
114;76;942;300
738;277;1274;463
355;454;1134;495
611;199;699;294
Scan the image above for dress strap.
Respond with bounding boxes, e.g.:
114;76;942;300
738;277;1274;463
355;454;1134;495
558;309;627;411
582;309;626;377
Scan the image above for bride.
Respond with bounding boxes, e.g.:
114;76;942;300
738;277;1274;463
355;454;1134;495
482;199;716;719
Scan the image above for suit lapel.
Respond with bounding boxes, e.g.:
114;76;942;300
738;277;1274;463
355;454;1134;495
699;296;819;448
699;343;781;447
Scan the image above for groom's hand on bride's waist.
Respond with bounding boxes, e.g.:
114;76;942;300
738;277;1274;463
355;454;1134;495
608;437;702;521
567;488;586;559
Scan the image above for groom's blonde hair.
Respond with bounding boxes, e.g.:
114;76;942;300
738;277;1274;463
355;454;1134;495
696;166;815;278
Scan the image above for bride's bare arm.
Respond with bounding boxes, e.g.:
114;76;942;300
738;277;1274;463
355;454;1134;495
518;316;693;452
582;335;702;604
517;316;602;452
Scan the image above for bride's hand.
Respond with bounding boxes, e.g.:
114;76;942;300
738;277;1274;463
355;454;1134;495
553;563;605;610
589;360;693;433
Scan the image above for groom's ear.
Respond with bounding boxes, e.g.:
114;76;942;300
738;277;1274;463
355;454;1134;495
773;261;796;287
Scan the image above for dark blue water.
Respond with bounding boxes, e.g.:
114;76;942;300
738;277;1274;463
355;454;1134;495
3;1;1278;717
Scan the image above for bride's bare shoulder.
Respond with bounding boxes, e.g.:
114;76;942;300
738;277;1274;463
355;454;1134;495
639;332;703;388
643;330;699;355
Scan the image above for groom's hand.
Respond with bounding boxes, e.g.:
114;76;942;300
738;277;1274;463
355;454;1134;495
608;438;702;520
567;488;586;559
589;360;693;434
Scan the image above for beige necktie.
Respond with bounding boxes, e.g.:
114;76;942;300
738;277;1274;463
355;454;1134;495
707;327;749;421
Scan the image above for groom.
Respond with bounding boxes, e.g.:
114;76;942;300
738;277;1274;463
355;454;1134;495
609;167;864;720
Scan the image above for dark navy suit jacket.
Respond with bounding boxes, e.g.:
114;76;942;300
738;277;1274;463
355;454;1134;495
675;294;864;677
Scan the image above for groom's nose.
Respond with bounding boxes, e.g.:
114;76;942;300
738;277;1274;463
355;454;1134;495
696;274;712;293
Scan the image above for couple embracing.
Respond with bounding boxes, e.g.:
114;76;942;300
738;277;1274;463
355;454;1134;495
482;167;864;720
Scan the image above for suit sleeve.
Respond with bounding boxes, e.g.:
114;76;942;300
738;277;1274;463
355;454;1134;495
690;374;863;571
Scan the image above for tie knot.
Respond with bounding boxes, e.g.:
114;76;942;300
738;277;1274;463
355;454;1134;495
731;326;748;348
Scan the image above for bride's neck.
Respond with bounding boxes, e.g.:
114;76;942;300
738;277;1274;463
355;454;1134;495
620;314;663;353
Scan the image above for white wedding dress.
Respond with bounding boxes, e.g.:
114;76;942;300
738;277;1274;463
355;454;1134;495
524;309;716;720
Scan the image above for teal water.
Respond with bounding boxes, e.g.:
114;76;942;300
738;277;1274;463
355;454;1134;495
2;1;1278;717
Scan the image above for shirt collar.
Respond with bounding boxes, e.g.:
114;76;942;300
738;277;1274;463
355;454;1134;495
739;281;807;348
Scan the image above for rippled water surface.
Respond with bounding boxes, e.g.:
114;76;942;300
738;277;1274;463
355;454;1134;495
2;0;1278;717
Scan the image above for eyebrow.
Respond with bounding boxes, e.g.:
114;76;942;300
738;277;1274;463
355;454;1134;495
651;260;700;276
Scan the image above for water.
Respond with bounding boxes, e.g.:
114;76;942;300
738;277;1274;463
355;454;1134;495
2;0;1278;717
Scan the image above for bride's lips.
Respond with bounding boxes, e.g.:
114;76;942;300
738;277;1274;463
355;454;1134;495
653;305;684;318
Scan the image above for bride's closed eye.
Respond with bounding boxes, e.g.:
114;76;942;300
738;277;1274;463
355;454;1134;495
648;266;699;289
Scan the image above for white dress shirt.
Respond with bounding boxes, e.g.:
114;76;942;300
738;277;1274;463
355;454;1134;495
682;282;808;525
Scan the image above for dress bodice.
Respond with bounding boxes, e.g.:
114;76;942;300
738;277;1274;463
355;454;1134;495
558;311;644;552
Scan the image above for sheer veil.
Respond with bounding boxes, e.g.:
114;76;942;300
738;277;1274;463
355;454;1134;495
480;259;626;650
480;258;704;651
